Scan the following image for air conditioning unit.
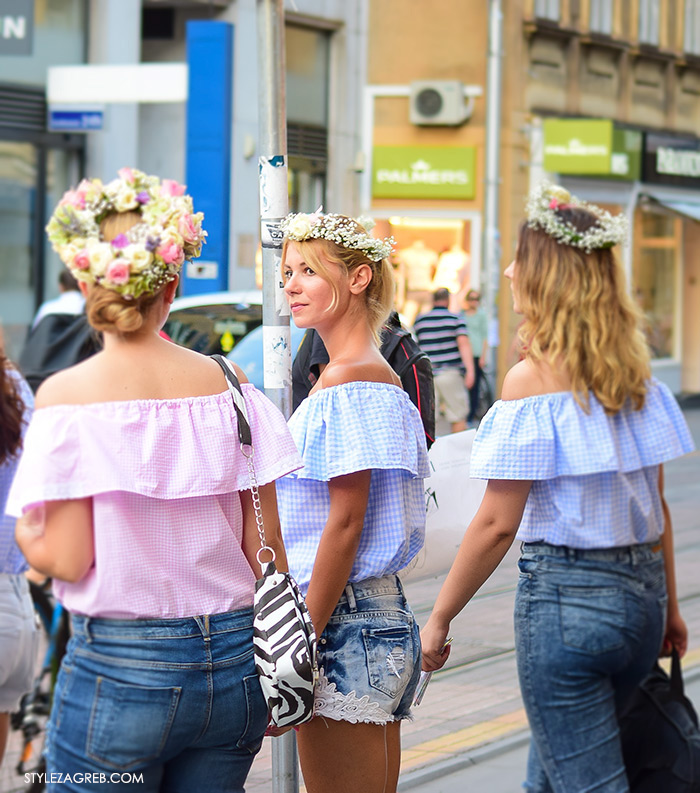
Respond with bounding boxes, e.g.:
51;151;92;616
410;81;471;126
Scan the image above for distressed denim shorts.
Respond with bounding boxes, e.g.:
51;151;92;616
313;575;421;725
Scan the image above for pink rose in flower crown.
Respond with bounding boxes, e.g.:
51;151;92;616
157;241;185;266
106;259;131;285
160;179;186;198
178;214;202;244
118;167;135;184
59;189;86;209
72;249;91;271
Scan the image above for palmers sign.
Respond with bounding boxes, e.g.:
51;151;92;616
372;146;476;199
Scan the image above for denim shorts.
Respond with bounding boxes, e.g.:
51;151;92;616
515;541;667;793
313;575;421;725
0;573;39;712
47;608;267;793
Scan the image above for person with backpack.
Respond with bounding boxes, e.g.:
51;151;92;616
292;311;435;448
276;211;430;793
420;182;693;793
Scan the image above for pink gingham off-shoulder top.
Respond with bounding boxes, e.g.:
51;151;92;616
7;385;302;619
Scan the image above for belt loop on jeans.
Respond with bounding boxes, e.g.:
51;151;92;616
344;584;357;612
84;617;94;644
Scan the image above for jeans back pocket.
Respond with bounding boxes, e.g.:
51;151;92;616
362;624;414;699
86;676;181;770
559;585;626;654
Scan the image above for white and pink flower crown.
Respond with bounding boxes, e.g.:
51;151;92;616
46;167;207;299
526;181;627;253
281;210;394;262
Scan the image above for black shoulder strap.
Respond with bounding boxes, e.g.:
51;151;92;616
212;354;252;447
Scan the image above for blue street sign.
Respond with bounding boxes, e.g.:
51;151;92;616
48;108;104;132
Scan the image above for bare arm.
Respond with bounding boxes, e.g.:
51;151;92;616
457;334;475;389
15;499;94;583
421;478;532;671
240;482;288;577
658;465;687;657
303;470;371;637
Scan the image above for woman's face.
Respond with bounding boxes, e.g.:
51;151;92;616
504;257;521;314
282;242;343;330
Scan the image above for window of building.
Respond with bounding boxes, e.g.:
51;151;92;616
639;0;660;45
590;0;614;34
534;0;560;21
633;208;680;359
684;0;700;55
285;24;330;212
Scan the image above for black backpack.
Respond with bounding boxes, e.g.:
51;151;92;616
18;313;102;393
619;649;700;792
379;312;435;449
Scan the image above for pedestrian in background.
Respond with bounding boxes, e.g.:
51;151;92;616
276;211;429;793
414;287;475;434
421;182;694;793
461;288;489;426
0;353;37;769
30;268;85;329
10;169;301;792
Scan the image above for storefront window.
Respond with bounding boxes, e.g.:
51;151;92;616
633;208;680;359
374;217;473;326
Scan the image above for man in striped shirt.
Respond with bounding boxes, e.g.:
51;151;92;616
413;288;475;433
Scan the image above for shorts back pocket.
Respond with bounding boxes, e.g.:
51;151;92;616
362;624;413;699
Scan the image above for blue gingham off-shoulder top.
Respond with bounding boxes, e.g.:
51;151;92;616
276;381;430;594
470;378;694;548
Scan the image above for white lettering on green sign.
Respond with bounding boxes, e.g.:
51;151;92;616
376;159;470;187
544;139;609;158
656;146;700;178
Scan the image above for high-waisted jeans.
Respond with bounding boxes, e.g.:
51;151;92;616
515;541;668;793
46;609;267;793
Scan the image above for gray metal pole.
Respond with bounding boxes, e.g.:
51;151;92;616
256;2;297;792
482;0;503;380
257;0;293;419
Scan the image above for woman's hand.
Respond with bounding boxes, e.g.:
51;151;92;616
661;607;688;658
420;617;452;672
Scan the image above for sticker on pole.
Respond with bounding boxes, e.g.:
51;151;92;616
259;155;288;219
263;325;292;390
260;218;285;249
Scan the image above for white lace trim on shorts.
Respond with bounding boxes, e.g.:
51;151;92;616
313;667;394;725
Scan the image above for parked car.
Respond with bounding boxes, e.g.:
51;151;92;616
164;290;263;355
164;290;306;387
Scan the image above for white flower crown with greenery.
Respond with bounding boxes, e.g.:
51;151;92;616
46;167;207;299
526;181;628;253
280;210;394;262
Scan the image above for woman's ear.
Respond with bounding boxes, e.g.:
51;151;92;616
164;275;179;305
78;281;89;298
348;264;372;295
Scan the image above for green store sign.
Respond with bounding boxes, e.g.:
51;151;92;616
543;119;641;180
372;145;476;199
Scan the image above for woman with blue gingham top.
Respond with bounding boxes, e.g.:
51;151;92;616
421;183;694;793
276;211;429;793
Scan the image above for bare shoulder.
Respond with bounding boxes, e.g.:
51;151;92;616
501;358;571;401
34;357;100;408
320;358;400;389
219;356;249;385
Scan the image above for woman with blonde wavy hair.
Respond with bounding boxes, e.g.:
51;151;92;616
421;182;694;793
275;212;429;793
9;169;301;792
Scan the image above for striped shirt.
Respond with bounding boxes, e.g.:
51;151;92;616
413;306;468;372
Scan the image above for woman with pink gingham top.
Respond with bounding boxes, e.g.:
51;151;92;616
9;170;301;793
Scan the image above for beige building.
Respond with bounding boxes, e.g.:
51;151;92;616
366;0;700;395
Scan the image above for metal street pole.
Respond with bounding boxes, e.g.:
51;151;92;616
482;0;503;381
256;2;297;792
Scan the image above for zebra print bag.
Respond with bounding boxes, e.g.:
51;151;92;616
213;355;317;728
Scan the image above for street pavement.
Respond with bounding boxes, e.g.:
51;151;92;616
1;406;698;792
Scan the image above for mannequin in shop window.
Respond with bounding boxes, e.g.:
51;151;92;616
432;244;470;312
397;240;437;327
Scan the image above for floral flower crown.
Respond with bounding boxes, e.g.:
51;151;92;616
525;181;627;253
280;210;394;262
46;167;207;299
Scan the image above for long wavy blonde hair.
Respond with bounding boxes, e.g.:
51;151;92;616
515;207;650;414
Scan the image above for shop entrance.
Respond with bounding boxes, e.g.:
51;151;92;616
372;212;481;327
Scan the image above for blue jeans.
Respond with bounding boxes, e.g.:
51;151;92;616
47;609;267;793
514;541;668;793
